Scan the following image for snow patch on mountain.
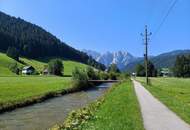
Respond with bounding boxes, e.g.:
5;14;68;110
83;50;136;71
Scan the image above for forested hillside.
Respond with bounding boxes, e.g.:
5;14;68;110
0;11;105;70
125;50;190;72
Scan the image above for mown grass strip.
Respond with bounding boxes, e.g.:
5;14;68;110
53;80;144;130
137;77;190;124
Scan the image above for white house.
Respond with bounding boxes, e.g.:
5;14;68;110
22;66;35;75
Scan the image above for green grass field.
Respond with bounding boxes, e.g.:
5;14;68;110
137;77;190;124
0;52;88;76
0;76;71;107
0;53;22;76
63;60;88;76
81;81;144;130
0;52;89;111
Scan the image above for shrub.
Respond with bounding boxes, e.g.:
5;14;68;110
99;72;109;80
86;67;99;80
9;62;20;75
72;67;89;89
48;59;63;76
109;72;117;80
119;73;130;80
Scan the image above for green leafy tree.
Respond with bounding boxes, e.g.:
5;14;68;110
6;47;19;61
72;67;89;89
136;61;157;77
86;67;99;80
99;72;109;80
48;59;63;76
136;64;145;77
108;64;120;73
109;72;118;80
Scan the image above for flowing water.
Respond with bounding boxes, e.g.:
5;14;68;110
0;83;113;130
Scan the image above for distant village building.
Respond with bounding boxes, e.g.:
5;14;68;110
132;72;136;77
43;68;49;75
160;68;172;77
22;66;35;75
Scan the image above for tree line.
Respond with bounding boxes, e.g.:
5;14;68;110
173;55;190;77
135;61;157;77
135;54;190;78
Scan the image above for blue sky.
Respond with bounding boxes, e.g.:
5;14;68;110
0;0;189;56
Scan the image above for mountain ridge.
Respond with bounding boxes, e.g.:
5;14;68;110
83;50;136;70
83;49;190;72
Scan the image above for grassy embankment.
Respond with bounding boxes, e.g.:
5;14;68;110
137;77;190;124
54;80;145;130
0;76;72;113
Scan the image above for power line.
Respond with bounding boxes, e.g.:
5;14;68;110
152;0;179;39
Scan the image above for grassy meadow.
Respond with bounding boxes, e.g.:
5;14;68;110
0;76;71;108
0;52;88;76
0;53;22;76
137;77;190;124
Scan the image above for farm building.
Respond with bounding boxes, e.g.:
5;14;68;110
160;68;173;77
22;66;35;75
43;68;49;75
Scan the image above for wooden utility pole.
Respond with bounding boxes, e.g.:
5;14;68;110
141;25;152;85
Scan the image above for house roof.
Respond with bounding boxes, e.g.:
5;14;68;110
43;68;49;72
23;66;34;70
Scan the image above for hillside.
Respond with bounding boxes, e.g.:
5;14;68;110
0;11;105;70
125;50;190;72
0;52;88;76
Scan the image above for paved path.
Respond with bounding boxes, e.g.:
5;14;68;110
133;80;190;130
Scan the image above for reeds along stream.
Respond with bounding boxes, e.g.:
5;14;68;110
0;83;113;130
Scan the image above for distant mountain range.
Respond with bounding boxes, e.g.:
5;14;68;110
83;50;136;70
83;49;190;72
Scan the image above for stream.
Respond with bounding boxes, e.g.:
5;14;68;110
0;83;113;130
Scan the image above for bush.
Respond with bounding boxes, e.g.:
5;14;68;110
48;59;63;76
109;72;117;80
32;70;40;75
86;67;99;80
9;62;20;75
99;72;109;80
6;47;19;61
72;67;89;89
9;62;19;74
119;73;130;80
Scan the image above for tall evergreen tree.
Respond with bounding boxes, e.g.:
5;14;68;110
147;61;157;77
174;55;190;77
6;47;19;61
136;64;145;77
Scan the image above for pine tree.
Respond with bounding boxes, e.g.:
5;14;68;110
6;47;19;61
